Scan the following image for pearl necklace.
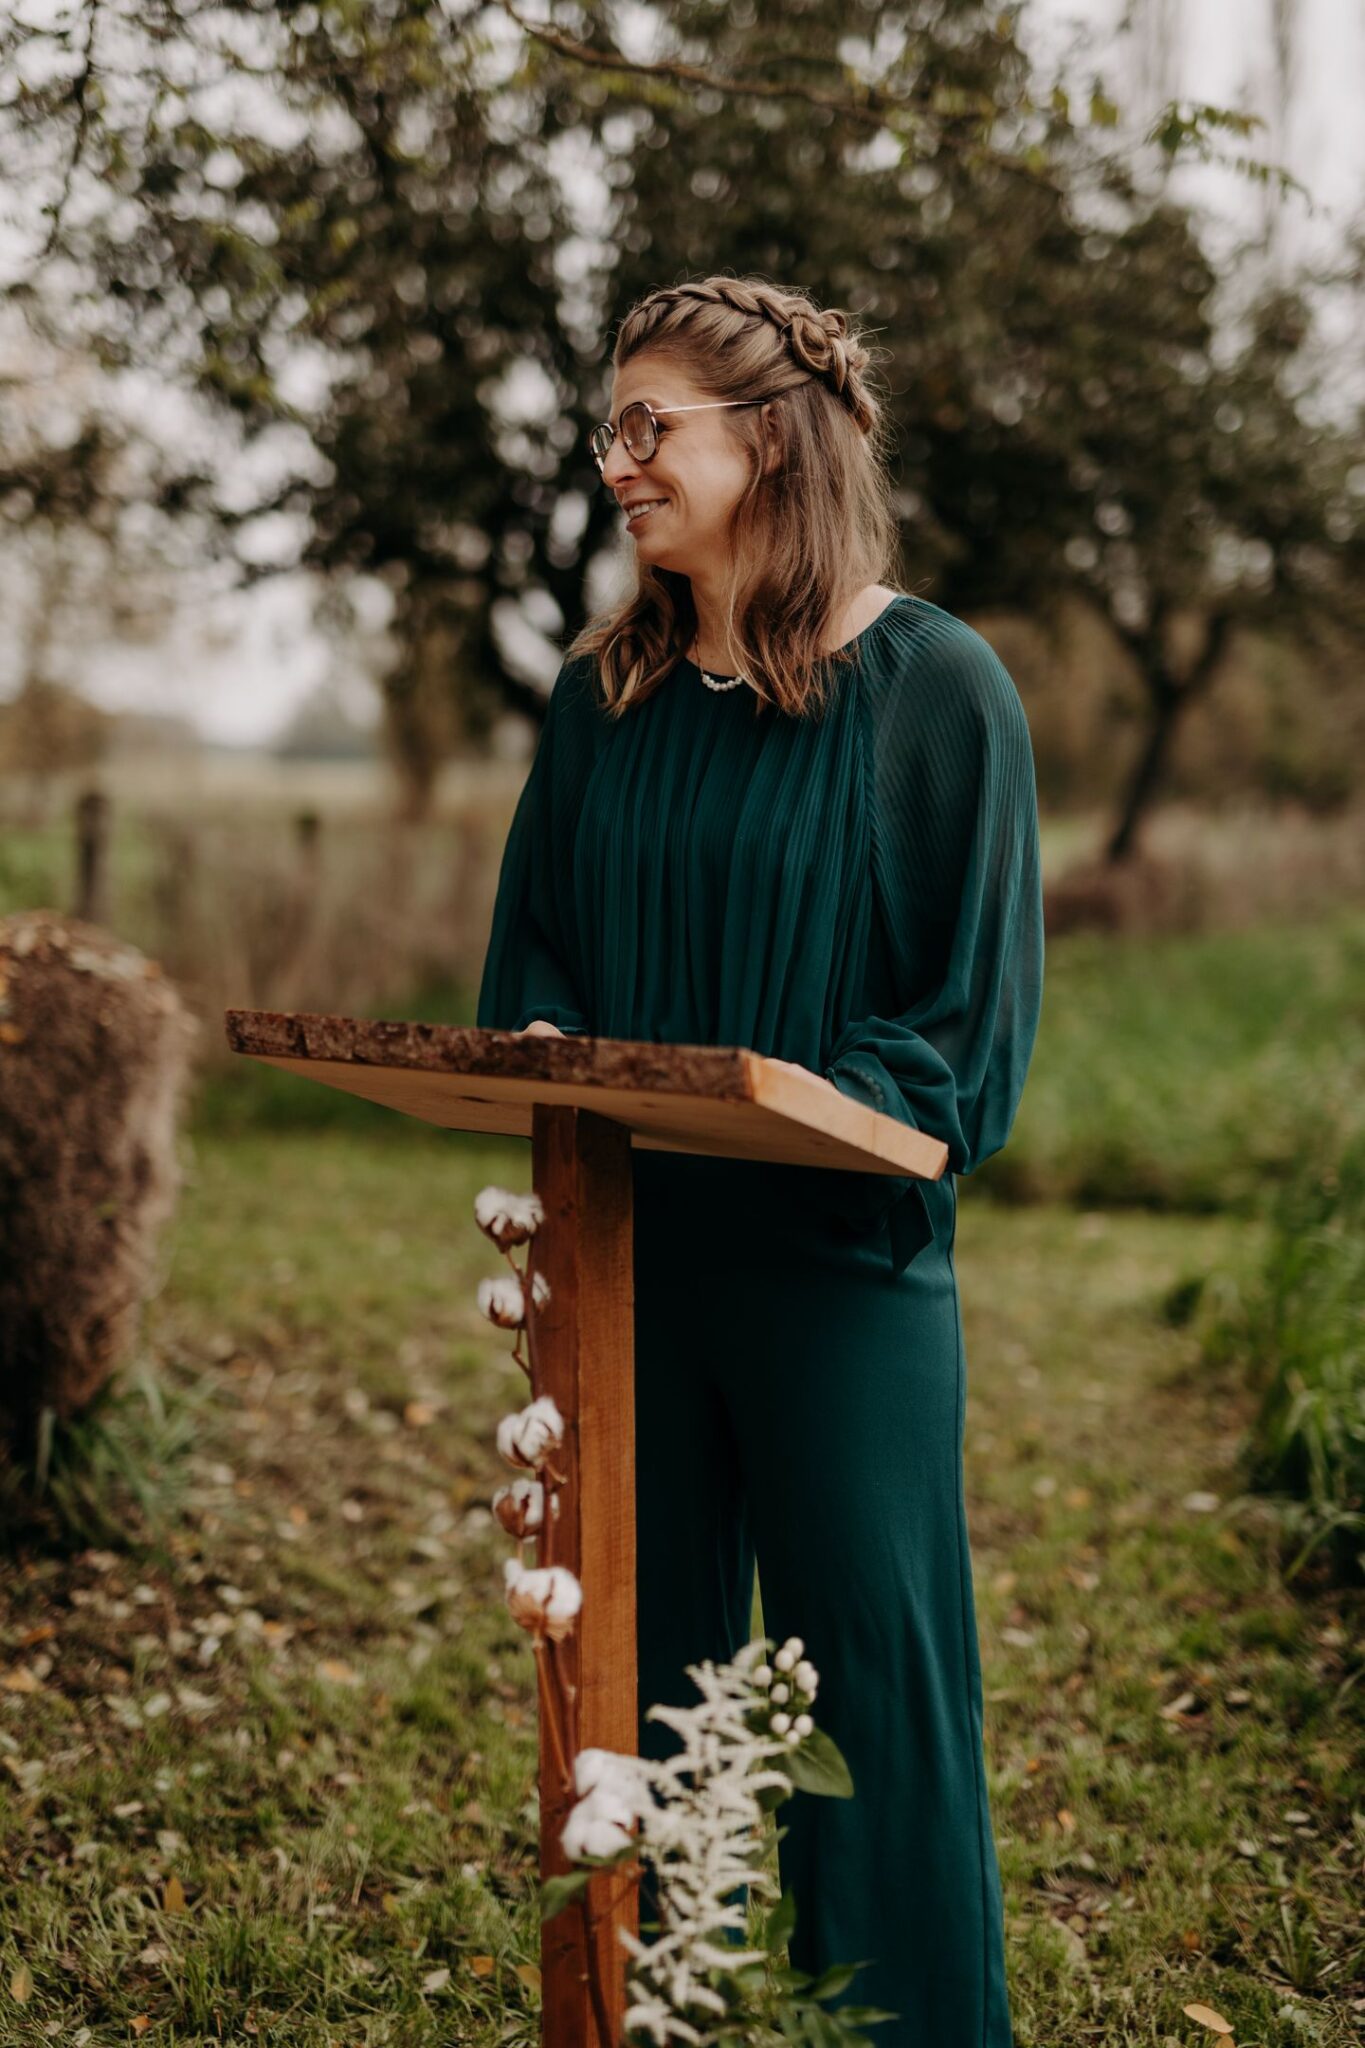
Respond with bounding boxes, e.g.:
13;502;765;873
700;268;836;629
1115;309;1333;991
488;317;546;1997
688;641;751;692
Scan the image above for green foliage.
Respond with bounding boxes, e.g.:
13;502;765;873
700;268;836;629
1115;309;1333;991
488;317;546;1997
991;908;1365;1214
5;0;1358;836
1;1358;207;1554
0;1131;1361;2042
538;1868;591;1922
773;1722;854;1801
1203;1125;1365;1584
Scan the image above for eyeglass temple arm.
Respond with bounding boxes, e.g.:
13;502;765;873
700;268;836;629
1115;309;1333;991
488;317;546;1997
645;400;765;416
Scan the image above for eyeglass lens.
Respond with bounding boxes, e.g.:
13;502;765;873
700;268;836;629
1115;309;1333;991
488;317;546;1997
591;401;657;469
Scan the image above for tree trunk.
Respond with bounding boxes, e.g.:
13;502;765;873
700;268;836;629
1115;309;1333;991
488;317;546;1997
1106;609;1235;864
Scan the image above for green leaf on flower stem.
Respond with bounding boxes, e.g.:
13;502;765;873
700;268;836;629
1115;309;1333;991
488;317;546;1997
805;1962;863;2000
539;1869;591;1921
780;1726;855;1798
764;1886;798;1950
728;1962;769;1992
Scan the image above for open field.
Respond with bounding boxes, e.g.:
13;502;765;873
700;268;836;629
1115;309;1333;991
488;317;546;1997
2;816;1362;2045
0;1110;1360;2046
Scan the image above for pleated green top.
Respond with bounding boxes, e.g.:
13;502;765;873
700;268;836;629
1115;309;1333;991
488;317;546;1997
475;593;1044;1277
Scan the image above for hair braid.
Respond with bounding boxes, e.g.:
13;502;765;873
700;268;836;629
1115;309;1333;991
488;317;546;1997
622;278;876;431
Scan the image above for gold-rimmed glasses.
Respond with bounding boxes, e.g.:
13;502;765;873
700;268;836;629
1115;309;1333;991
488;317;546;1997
588;397;776;474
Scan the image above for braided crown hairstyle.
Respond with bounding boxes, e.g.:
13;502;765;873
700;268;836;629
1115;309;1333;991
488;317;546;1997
565;276;902;721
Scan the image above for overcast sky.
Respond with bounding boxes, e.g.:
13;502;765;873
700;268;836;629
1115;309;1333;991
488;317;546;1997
35;0;1365;746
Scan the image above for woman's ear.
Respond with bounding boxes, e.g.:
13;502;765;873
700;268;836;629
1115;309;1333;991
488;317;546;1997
760;401;783;477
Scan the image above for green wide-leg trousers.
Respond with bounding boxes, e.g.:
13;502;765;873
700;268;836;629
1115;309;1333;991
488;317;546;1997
629;1155;1014;2048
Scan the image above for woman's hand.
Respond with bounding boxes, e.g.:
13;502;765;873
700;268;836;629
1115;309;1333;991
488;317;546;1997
512;1019;566;1038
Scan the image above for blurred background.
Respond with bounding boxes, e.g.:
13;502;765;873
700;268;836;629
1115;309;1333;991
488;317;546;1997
0;4;1361;2045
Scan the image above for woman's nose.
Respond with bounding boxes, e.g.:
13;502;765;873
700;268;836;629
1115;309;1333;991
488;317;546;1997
600;441;644;492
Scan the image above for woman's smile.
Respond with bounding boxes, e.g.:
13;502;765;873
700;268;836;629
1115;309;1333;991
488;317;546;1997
626;496;670;527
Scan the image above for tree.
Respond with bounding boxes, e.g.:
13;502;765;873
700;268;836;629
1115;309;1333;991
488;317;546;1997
5;0;1355;847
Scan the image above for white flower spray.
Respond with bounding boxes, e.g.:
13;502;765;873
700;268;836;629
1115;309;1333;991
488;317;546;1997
475;1181;888;2048
553;1634;888;2046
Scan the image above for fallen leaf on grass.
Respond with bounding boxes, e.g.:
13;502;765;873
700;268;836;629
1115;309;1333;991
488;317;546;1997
1182;2003;1231;2032
317;1659;360;1686
130;2017;151;2036
9;1962;32;2003
163;1874;187;1914
1160;1690;1199;1720
2;1666;40;1693
421;1967;451;1993
468;1955;496;1976
516;1963;541;1994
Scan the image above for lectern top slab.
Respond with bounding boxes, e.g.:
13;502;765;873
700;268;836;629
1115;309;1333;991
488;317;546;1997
224;1009;948;1183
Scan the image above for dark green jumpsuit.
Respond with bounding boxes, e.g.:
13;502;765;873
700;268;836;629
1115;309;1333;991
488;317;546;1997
476;594;1044;2045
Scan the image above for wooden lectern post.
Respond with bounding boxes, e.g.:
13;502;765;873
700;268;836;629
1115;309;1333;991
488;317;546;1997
224;1012;948;2048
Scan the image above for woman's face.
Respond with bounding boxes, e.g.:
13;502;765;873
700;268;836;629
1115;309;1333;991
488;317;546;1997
599;360;763;579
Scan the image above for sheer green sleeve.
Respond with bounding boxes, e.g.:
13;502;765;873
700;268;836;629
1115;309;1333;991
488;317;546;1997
821;616;1045;1275
475;656;597;1037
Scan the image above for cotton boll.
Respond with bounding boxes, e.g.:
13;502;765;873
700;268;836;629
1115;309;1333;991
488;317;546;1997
573;1746;622;1798
496;1394;566;1470
478;1273;527;1328
562;1794;634;1863
504;1558;582;1641
492;1476;544;1538
573;1747;648;1815
473;1185;544;1247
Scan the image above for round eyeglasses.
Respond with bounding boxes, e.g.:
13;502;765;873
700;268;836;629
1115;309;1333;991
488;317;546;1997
588;397;778;474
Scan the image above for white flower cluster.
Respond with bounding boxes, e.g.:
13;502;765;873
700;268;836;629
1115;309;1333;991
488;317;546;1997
561;1636;820;2046
747;1635;818;1744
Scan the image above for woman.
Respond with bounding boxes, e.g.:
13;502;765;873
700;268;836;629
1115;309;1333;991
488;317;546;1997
476;275;1043;2045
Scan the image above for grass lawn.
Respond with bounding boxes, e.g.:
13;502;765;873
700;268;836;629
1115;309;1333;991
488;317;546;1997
1;1120;1361;2047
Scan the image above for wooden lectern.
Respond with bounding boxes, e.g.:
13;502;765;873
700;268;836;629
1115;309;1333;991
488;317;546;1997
224;1009;948;2047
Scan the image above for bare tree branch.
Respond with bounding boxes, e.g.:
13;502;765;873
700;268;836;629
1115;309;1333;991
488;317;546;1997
39;0;102;262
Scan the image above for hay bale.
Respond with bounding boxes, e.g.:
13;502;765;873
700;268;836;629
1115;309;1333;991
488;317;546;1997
0;910;198;1441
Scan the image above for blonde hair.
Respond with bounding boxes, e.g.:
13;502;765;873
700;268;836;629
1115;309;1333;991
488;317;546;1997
565;275;903;721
